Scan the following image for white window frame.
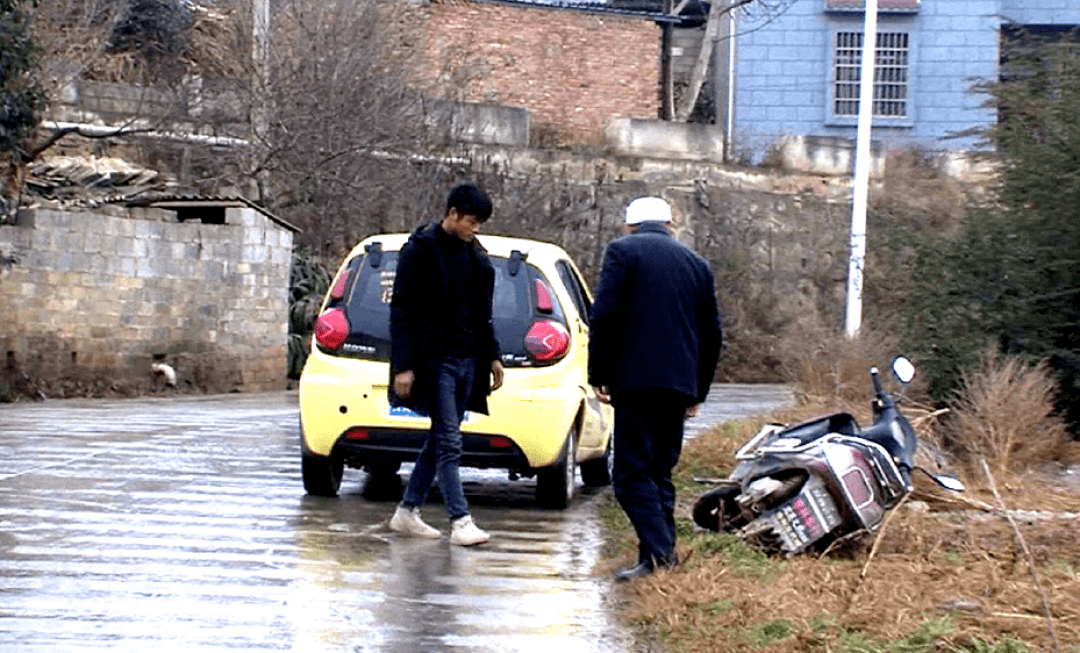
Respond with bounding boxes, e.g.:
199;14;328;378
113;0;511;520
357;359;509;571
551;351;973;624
828;28;914;126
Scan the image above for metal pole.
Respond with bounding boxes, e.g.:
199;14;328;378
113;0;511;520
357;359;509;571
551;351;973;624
726;5;737;162
251;0;270;200
844;0;878;339
252;0;269;128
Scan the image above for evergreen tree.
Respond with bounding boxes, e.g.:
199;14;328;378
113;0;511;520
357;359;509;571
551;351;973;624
0;0;46;218
905;29;1080;429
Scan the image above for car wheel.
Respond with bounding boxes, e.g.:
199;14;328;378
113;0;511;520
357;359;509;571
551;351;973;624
536;424;577;509
302;449;344;497
579;434;612;488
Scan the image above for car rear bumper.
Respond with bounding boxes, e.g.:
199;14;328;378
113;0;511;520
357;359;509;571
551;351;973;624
300;359;583;469
330;427;532;471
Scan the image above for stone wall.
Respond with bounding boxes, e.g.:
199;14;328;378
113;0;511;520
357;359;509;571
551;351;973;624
461;141;856;317
0;204;294;397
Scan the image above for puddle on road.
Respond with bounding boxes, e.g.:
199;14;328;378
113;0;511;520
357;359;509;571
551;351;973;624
290;477;632;653
1;388;791;652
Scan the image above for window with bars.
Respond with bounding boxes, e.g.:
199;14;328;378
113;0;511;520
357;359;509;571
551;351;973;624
833;31;909;118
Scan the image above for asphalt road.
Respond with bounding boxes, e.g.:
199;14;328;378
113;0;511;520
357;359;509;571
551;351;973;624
0;384;791;653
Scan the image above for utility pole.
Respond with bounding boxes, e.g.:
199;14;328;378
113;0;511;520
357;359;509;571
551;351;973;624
250;0;270;200
661;0;675;120
844;0;879;338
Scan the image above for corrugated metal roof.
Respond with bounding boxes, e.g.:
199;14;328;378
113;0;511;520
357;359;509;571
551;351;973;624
464;0;686;23
125;193;300;233
26;155;299;233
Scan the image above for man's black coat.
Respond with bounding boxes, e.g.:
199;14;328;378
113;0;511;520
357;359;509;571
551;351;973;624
588;222;722;404
388;222;499;415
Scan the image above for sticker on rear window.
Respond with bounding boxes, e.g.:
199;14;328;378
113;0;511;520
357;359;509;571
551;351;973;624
380;270;395;304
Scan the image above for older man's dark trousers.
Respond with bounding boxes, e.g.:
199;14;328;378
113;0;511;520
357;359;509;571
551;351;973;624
612;388;689;568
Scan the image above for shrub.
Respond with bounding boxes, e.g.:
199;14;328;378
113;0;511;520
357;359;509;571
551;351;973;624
287;247;331;380
945;347;1072;478
775;320;905;407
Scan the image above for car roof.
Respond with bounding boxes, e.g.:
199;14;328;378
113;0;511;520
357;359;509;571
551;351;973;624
346;232;571;262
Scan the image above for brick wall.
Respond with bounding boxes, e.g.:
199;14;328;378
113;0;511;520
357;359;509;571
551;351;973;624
407;0;660;146
0;205;294;397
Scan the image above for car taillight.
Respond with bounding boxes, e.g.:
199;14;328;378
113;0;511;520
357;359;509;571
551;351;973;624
314;308;349;350
345;428;370;440
330;269;351;299
524;319;569;362
534;279;554;313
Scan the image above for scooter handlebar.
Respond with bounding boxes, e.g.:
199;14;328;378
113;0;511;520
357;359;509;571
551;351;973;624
898;464;914;493
870;366;885;399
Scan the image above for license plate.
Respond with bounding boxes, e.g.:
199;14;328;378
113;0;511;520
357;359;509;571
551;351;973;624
387;406;428;421
386;405;474;424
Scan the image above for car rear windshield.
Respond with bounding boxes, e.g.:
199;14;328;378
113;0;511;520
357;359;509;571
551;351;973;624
320;245;567;367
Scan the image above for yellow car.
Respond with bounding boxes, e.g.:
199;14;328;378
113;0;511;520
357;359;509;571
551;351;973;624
299;233;614;508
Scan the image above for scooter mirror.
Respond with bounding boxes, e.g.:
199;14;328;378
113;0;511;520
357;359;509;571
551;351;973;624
892;356;916;384
934;474;966;492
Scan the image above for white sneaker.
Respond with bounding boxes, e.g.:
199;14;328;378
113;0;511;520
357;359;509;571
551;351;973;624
388;505;441;539
450;515;489;546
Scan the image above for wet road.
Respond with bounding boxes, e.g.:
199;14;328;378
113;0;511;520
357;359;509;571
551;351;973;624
0;384;790;652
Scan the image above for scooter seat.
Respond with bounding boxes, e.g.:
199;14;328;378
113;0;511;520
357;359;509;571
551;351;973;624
777;412;859;445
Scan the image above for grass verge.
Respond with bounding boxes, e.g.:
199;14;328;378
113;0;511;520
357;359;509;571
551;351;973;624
598;357;1080;653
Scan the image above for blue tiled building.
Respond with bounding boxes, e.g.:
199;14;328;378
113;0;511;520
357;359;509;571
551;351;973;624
730;0;1080;164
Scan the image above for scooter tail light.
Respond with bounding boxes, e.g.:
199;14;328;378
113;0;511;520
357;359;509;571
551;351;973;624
314;308;349;350
841;468;873;507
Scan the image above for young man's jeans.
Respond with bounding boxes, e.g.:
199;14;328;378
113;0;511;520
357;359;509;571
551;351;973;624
401;357;475;520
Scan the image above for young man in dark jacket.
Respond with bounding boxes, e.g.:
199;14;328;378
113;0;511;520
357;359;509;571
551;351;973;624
387;183;504;546
589;196;723;580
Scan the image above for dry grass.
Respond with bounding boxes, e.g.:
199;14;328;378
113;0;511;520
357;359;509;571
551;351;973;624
610;508;1080;653
775;323;908;407
604;338;1080;653
946;348;1077;480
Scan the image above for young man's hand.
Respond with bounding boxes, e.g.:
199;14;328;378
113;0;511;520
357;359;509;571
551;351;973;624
490;360;504;391
393;370;415;399
592;386;610;403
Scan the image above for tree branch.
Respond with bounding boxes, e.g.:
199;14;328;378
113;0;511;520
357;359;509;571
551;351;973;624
981;459;1060;653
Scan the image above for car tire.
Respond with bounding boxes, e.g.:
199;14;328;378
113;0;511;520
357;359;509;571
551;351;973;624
579;435;612;488
536;424;577;509
302;449;344;497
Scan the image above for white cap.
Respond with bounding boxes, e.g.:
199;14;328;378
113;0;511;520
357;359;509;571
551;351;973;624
625;197;672;225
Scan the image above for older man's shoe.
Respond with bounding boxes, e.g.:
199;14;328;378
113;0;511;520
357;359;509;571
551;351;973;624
614;562;654;582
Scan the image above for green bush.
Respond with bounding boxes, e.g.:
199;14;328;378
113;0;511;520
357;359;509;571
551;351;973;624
287;247;331;379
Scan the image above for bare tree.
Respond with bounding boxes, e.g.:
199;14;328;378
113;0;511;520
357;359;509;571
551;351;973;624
25;0;449;255
246;0;467;257
25;0;246;195
672;0;795;122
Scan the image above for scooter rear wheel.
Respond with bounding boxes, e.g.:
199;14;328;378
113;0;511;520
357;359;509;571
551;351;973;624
692;482;742;532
